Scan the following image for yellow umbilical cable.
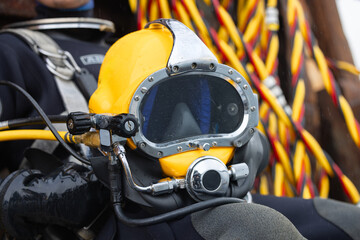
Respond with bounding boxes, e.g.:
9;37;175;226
291;31;304;76
265;35;279;74
339;96;360;147
274;163;285;196
259;174;269;195
158;0;172;18
218;39;249;80
0;129;68;142
239;0;258;32
291;79;305;122
149;0;159;21
243;0;264;44
174;0;194;31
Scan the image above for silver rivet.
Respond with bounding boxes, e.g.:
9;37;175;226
139;142;146;148
250;128;255;134
228;69;233;75
191;63;197;69
141;87;148;94
234;140;242;147
235;78;241;83
134;95;140;101
202;143;211;151
209;63;215;70
251;106;256;112
177;146;183;152
157;151;163;157
148;77;154;82
173;66;179;72
243;85;248;90
212;141;217;147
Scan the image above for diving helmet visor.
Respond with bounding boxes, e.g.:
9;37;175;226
140;74;245;143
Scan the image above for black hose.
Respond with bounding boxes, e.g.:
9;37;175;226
0;80;90;165
0;115;67;130
108;157;244;227
113;197;244;227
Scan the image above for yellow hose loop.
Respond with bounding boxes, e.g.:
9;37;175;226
217;6;245;57
182;0;213;48
294;0;308;44
258;82;292;127
159;0;172;18
291;30;304;75
268;112;277;136
257;118;266;135
217;26;229;42
274;163;285;196
278;120;288;150
259;174;269;195
302;184;312;199
304;152;311;176
293;140;305;181
243;0;264;43
336;60;360;76
342;175;360;204
285;179;295;197
149;1;159;21
174;0;194;31
301;130;334;176
339;96;360;147
129;0;137;13
139;0;148;29
267;0;277;8
239;0;258;32
274;140;295;185
265;34;279;74
319;173;330;199
291;78;305;122
249;49;269;81
259;102;270;119
313;45;333;96
237;0;246;28
218;39;250;81
0;130;67;142
287;0;296;27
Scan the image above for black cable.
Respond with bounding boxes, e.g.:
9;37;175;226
0;80;90;165
0;115;67;130
108;159;244;227
113;197;244;227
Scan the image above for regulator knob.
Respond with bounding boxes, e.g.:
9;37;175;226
67;112;92;135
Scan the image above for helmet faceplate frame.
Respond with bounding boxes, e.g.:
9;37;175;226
129;64;259;158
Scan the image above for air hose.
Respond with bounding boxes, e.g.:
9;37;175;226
108;155;244;227
0;80;90;165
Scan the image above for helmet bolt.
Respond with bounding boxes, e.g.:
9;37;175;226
173;66;179;72
243;85;248;90
157;151;163;157
191;63;197;69
177;146;183;152
134;95;140;101
148;76;154;82
139;142;146;148
228;69;233;75
209;63;215;70
250;106;256;112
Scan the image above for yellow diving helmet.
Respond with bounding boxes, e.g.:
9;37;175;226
89;19;259;201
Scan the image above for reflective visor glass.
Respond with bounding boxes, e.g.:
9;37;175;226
140;75;244;143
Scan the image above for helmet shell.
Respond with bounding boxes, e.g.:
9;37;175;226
89;24;173;115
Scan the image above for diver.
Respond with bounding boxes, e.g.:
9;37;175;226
0;3;359;239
